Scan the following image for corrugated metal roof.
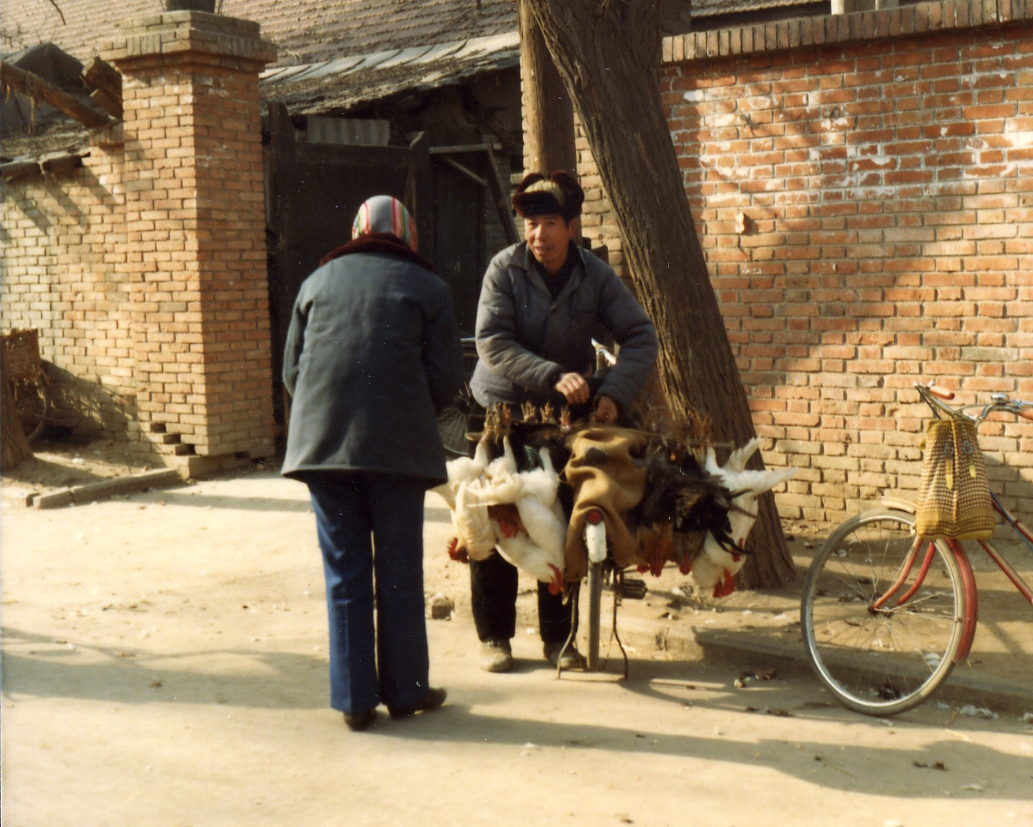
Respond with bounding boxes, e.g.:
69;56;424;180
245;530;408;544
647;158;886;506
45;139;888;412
261;30;520;115
3;0;821;67
0;0;518;66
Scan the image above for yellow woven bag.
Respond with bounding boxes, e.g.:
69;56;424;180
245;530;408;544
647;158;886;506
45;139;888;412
914;416;995;540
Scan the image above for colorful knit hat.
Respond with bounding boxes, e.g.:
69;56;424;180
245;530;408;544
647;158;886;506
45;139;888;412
351;195;418;251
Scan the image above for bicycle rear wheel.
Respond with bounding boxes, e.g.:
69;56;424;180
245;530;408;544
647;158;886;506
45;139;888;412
801;509;966;716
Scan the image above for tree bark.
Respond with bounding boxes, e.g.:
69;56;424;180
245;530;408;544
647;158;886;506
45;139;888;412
523;0;793;587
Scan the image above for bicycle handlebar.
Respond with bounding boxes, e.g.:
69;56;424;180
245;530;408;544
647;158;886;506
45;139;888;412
915;382;1033;424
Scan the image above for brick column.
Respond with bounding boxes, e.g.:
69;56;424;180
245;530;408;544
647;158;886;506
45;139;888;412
104;11;276;464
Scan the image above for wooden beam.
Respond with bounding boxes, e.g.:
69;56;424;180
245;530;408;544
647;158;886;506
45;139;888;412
40;153;84;176
0;159;42;183
440;156;487;188
483;148;520;245
0;60;112;129
428;143;503;155
82;57;123;120
408;131;435;265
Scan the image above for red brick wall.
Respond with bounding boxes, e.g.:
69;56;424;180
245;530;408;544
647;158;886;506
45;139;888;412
579;1;1033;525
0;11;277;468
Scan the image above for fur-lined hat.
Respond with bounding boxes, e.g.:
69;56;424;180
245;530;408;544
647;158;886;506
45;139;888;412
511;171;584;221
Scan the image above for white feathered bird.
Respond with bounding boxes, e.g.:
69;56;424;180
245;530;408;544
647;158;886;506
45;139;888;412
434;436;566;592
689;439;797;598
492;447;566;594
432;435;498;561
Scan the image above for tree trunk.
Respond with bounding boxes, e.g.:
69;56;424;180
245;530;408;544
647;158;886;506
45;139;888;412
524;0;793;588
518;1;577;177
1;373;34;471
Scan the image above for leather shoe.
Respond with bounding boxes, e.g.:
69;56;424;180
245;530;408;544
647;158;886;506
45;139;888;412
479;639;514;673
343;709;376;731
544;641;584;669
389;687;447;720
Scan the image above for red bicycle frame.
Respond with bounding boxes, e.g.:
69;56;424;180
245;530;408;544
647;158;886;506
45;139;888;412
874;496;1033;665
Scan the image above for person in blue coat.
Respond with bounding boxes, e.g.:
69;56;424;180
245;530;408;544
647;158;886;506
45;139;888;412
282;195;464;730
468;171;658;673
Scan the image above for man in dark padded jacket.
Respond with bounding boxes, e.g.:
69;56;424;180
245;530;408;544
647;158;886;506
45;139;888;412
468;171;658;672
282;196;464;730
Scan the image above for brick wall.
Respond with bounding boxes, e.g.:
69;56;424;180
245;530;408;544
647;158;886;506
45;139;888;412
0;140;136;440
578;0;1033;525
0;11;277;470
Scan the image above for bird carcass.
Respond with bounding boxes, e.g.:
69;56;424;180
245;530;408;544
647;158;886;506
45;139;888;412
626;436;795;598
432;435;566;594
690;439;796;597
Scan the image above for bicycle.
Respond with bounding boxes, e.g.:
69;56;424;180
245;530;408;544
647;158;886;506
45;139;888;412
572;507;647;674
800;383;1033;716
437;337;478;458
439;337;637;674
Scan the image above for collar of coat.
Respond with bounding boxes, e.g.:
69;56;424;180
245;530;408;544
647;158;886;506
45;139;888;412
515;241;586;301
319;232;435;272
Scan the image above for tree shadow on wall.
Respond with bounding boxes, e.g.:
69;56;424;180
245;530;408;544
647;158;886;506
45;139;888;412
39;361;158;464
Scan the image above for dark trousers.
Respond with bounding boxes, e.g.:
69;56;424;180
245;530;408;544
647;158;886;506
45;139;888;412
470;552;572;644
307;472;429;714
465;398;574;645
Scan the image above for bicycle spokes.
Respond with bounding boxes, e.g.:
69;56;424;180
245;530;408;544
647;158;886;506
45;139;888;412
801;510;966;716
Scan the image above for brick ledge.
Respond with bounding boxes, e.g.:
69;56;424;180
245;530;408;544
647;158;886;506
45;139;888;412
662;0;1033;62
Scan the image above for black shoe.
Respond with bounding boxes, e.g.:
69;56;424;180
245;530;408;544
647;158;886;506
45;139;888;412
343;709;376;731
388;687;447;720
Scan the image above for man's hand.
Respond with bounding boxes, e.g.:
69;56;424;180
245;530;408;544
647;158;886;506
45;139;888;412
554;372;590;404
592;395;618;425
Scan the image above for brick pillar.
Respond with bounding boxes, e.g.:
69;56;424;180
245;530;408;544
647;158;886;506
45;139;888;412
103;11;276;464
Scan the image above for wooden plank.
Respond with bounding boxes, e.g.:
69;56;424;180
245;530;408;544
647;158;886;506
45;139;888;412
0;60;112;129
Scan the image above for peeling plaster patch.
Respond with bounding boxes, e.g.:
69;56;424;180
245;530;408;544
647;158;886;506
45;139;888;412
709;114;740;128
683;89;705;103
1003;119;1033;148
849;156;894;169
855;187;899;200
820;117;853;131
742;95;773;112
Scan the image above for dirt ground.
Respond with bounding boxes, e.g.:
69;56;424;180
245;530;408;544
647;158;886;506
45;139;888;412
2;439;1032;826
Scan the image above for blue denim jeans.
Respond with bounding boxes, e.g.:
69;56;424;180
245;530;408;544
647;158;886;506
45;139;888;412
308;472;430;714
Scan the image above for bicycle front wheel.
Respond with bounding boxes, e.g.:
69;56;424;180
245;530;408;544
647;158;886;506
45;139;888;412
437;405;469;458
801;509;966;716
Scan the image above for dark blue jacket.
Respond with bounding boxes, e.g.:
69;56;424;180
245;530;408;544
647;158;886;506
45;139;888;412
281;235;464;485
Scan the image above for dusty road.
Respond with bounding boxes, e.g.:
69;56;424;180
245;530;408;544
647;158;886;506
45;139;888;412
2;466;1032;827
